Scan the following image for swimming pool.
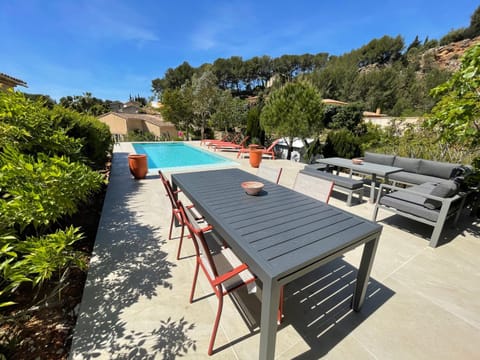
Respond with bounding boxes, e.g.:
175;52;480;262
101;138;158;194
132;142;237;172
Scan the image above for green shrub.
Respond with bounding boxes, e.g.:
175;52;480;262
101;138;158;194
439;28;467;46
0;90;82;158
246;106;265;145
0;147;103;231
0;91;112;169
51;106;112;169
0;226;85;298
323;129;362;159
125;129;157;142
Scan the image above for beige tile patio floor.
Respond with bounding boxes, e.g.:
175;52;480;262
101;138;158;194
69;142;480;359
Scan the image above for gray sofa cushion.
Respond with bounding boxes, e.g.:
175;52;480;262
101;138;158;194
388;171;450;185
418;159;460;180
300;169;364;189
379;183;439;222
393;156;421;173
424;180;460;210
364;152;395;166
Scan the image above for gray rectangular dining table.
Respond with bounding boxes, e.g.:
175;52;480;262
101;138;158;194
317;157;403;203
171;168;382;360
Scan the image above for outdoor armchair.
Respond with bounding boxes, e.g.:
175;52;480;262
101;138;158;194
372;181;468;247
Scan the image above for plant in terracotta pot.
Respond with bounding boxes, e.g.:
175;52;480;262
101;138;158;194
128;154;148;179
248;137;261;150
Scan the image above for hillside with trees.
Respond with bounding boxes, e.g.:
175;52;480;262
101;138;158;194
152;6;480;167
153;6;480;121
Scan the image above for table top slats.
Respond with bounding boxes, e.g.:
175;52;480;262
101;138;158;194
267;222;378;272
244;211;350;244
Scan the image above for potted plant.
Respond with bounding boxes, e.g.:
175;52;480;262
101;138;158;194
248;137;261;150
128;153;148;179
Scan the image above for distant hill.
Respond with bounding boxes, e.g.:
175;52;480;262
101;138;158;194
425;35;480;72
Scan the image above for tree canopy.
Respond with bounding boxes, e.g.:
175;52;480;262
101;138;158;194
260;81;324;159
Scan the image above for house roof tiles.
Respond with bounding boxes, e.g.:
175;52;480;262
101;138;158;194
0;72;27;87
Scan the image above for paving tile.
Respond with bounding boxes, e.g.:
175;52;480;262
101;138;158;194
389;242;480;329
351;277;480;360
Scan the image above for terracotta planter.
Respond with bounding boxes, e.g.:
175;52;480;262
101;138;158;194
128;154;148;179
249;149;263;168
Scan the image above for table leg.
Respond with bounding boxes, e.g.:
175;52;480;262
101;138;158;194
352;236;379;310
369;174;377;203
259;279;281;360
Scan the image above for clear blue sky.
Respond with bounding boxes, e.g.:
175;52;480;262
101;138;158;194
1;0;478;102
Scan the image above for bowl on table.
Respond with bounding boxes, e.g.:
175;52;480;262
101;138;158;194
352;158;364;165
241;181;264;196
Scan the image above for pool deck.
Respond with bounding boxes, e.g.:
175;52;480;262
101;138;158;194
70;141;480;359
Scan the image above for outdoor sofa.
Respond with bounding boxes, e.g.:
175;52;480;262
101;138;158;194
363;151;462;185
364;152;470;247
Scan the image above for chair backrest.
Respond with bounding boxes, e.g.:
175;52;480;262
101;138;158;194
256;164;282;184
161;176;179;210
230;132;241;144
266;139;280;151
178;200;219;279
293;172;334;203
158;170;167;182
238;136;250;147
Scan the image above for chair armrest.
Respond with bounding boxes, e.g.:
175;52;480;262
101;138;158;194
212;263;249;286
376;183;464;204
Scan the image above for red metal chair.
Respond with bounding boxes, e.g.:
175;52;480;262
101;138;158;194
159;171;204;259
178;200;283;355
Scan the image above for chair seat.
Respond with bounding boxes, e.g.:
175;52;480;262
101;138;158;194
189;206;203;220
379;182;440;222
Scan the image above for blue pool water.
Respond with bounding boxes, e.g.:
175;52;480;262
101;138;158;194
132;142;236;171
